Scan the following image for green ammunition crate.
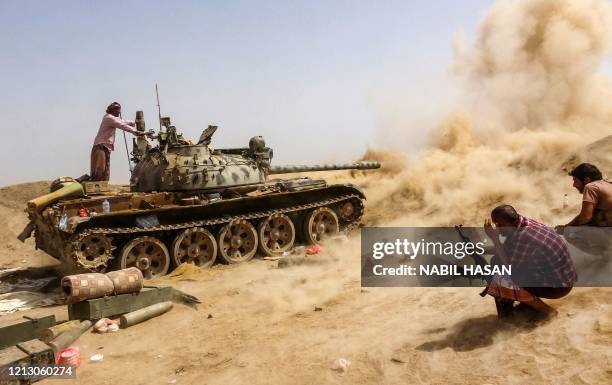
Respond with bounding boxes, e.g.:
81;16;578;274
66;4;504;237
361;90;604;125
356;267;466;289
68;286;173;320
0;316;56;350
0;339;55;384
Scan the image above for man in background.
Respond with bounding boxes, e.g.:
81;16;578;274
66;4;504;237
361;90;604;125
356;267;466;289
556;163;612;256
90;102;142;181
561;163;612;227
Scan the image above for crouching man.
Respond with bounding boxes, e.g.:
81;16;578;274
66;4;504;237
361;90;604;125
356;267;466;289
484;205;577;318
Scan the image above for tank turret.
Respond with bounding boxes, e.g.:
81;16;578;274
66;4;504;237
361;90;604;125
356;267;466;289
129;112;380;193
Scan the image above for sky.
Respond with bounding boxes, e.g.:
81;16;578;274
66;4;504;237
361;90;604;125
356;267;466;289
0;0;505;185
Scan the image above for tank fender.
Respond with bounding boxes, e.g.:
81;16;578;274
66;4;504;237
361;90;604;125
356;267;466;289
344;183;366;199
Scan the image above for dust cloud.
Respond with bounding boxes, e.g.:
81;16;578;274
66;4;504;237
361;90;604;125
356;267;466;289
354;0;612;227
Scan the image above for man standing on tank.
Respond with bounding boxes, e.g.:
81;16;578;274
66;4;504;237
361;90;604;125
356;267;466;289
90;102;142;181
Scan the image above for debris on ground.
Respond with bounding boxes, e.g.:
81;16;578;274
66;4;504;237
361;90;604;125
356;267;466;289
0;267;60;296
330;358;351;373
0;291;61;315
0;267;200;378
93;318;120;333
0;268;23;279
89;353;104;362
0;270;56;295
306;244;322;255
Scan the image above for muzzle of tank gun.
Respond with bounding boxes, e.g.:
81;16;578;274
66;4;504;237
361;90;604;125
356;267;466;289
267;161;381;174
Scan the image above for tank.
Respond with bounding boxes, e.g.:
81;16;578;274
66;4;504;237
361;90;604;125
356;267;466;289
19;111;380;278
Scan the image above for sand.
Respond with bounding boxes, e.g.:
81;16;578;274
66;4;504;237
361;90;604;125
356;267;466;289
0;176;611;385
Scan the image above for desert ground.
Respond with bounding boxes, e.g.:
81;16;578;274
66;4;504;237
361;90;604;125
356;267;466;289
1;174;611;385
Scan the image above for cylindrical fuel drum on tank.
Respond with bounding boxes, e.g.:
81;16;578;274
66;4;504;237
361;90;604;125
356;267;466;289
106;267;144;295
61;273;114;304
27;182;84;212
119;301;173;329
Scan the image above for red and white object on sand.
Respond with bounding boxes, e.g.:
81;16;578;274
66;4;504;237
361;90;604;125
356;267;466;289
306;244;322;255
57;346;80;367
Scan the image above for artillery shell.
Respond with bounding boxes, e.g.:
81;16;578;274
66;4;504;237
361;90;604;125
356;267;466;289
47;320;92;352
119;301;173;329
41;320;81;342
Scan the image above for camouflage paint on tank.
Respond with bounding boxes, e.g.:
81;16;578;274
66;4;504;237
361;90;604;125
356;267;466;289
129;113;378;192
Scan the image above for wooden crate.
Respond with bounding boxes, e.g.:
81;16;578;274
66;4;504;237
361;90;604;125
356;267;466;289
15;340;54;367
0;339;55;384
0;316;56;350
68;286;174;320
82;181;109;195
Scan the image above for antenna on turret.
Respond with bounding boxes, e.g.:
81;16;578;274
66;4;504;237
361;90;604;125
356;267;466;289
119;111;133;172
156;83;162;132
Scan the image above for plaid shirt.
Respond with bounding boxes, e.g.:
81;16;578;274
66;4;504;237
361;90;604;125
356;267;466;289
502;216;577;287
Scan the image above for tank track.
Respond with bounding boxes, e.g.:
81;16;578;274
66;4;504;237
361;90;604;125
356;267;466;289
67;193;364;271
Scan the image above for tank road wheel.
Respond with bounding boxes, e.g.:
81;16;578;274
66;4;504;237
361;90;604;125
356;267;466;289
73;233;113;271
303;207;339;244
171;227;217;268
119;236;170;279
258;214;295;255
217;220;258;264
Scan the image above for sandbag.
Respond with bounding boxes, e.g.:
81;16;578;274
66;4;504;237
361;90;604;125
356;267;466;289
61;273;114;304
106;267;144;295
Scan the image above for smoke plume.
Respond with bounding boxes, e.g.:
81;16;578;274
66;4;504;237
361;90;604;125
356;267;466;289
352;0;612;227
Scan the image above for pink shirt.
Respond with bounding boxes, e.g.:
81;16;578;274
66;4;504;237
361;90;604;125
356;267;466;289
93;113;138;151
583;180;612;210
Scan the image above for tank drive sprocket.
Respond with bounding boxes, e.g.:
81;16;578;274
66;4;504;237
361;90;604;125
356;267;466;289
68;233;114;271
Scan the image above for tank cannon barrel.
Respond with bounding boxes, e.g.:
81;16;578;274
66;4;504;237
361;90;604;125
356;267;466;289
268;161;380;175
